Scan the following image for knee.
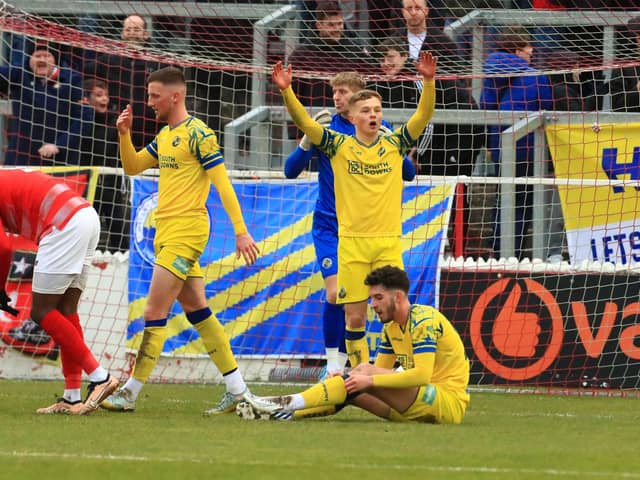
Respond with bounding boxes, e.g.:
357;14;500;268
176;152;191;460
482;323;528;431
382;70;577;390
345;311;366;328
143;305;165;322
351;363;375;375
30;305;51;324
325;283;338;305
326;290;338;305
57;301;78;318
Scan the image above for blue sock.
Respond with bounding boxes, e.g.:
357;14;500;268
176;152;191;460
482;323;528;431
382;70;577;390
322;302;344;350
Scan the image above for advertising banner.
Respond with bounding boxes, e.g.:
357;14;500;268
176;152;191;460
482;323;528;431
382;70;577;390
440;269;640;389
128;179;454;358
546;123;640;265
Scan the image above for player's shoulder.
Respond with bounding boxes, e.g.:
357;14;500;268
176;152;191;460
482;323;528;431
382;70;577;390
410;304;441;326
184;116;217;138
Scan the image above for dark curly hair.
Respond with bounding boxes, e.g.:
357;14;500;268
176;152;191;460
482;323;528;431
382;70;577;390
364;265;410;294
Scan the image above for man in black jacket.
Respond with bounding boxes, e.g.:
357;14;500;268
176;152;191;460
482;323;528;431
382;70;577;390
80;78;129;252
84;14;162;147
288;1;371;107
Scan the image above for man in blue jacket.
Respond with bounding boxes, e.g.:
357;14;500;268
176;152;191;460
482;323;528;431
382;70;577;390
480;28;553;260
284;71;416;377
0;39;83;166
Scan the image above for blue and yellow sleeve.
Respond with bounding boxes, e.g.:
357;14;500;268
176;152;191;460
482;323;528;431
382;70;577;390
189;126;224;171
281;86;327;146
119;133;158;175
404;79;435;142
372;352;435;389
206;164;248;236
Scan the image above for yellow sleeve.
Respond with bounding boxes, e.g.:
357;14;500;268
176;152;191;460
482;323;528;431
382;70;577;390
371;352;435;388
373;352;397;370
206;163;248;235
281;86;326;146
118;133;157;175
405;79;435;141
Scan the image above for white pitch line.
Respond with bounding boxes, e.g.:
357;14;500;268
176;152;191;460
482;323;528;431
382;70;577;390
1;451;639;478
472;410;617;420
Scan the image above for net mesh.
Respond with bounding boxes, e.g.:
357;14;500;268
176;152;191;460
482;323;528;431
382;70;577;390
1;0;639;392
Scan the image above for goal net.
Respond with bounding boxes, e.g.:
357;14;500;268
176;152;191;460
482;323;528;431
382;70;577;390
1;0;639;393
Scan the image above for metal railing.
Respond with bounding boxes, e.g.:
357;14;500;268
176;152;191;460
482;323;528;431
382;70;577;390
444;9;640;103
227;105;640;259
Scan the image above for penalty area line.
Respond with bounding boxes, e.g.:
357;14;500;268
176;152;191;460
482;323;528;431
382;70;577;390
1;451;639;478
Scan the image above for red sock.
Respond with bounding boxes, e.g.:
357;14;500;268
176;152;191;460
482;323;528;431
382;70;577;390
61;313;84;389
40;310;99;375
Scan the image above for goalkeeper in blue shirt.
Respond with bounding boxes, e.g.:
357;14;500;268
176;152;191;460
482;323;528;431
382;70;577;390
284;72;416;377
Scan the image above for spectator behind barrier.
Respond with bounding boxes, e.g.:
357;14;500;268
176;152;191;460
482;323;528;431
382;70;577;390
480;27;554;260
79;78;130;252
0;39;83;167
288;1;371;107
84;14;164;147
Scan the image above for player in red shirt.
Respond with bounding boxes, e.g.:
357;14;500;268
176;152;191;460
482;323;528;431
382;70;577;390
0;169;119;414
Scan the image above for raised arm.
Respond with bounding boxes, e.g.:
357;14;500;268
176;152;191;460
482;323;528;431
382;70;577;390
405;51;437;141
117;104;158;175
272;61;325;146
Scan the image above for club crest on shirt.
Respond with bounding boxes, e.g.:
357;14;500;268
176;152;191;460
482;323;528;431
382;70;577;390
348;160;363;175
172;136;181;147
133;191;158;266
377;146;386;157
321;257;333;270
338;287;347;299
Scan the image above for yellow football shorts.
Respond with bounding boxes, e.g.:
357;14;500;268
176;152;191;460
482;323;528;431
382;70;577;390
401;384;469;424
336;236;403;304
154;216;209;280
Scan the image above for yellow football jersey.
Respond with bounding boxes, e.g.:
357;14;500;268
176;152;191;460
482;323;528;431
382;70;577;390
145;116;224;220
318;128;414;237
377;304;470;394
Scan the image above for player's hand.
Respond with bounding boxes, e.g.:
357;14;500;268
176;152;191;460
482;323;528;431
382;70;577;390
272;61;293;90
38;143;59;158
0;290;18;317
235;232;260;265
116;104;133;135
414;51;437;80
344;374;373;394
379;124;393;135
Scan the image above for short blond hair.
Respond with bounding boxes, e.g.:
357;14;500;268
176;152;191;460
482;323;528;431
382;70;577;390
330;71;366;93
348;89;382;107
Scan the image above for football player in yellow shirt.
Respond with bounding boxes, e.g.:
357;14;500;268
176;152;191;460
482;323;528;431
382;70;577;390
237;265;470;424
272;52;437;368
103;66;272;415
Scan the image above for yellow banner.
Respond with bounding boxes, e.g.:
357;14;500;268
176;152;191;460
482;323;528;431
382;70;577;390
546;123;640;265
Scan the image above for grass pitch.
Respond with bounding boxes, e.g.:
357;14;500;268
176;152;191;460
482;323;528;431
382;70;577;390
0;380;638;480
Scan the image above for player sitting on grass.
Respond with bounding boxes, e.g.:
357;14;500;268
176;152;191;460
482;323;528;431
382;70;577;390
236;265;470;423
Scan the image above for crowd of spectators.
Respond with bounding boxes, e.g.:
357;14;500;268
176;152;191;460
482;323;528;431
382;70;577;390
1;2;640;261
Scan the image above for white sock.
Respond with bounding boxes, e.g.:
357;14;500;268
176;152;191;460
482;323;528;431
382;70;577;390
63;388;81;403
287;394;305;411
223;369;247;396
338;352;348;371
87;366;109;383
123;377;144;400
325;348;341;373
